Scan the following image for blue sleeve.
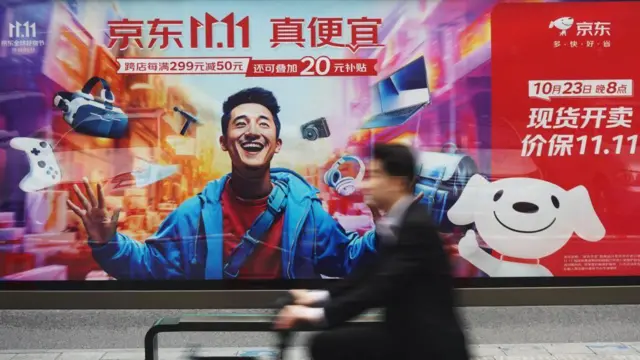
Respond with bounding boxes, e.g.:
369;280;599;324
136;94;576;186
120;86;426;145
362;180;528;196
90;199;200;280
311;201;378;277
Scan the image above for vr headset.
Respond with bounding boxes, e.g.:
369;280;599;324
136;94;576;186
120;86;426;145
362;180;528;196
53;77;128;139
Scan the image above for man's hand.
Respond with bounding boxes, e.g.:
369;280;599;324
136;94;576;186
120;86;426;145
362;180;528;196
289;289;318;306
273;305;316;330
67;177;121;245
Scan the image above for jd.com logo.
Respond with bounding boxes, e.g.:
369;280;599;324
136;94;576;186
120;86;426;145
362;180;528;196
548;16;611;36
549;17;574;35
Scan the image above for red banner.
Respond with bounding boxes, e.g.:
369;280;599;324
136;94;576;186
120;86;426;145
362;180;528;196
492;2;640;276
246;57;378;77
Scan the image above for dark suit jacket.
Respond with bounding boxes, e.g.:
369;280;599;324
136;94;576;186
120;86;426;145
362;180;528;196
322;202;469;360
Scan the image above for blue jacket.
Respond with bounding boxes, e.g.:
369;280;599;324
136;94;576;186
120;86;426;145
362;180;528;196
91;168;378;279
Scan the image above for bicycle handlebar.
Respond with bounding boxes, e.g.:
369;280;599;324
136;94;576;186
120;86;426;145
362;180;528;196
273;293;295;360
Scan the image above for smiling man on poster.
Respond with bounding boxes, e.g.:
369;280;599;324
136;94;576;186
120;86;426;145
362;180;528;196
67;87;381;280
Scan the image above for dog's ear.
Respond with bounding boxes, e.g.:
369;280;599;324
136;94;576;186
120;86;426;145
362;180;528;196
566;185;605;241
448;174;489;226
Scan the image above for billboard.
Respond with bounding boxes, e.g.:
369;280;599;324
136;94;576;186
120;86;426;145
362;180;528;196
0;0;638;284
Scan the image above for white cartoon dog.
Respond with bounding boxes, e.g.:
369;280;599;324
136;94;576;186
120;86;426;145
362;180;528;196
447;175;605;277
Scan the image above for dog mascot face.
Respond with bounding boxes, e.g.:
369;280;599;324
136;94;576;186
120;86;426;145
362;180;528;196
448;175;606;259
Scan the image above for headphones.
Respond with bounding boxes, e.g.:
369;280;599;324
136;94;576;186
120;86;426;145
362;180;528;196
53;77;128;139
323;155;365;197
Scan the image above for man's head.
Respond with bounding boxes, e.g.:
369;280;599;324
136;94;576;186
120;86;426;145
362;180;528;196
219;87;282;175
361;143;416;211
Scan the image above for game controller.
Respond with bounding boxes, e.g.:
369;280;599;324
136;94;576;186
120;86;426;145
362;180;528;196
10;137;62;192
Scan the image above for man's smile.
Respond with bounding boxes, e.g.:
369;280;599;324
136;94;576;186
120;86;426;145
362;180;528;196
239;141;265;153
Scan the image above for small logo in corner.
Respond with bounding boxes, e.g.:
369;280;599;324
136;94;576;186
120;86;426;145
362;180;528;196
549;17;574;36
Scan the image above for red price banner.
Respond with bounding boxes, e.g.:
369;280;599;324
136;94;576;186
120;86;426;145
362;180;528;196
492;2;640;276
245;57;377;77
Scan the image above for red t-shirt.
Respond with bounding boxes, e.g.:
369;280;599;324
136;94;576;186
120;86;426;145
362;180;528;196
220;181;284;279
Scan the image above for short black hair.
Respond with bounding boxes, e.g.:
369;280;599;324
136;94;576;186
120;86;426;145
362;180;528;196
372;143;416;190
221;87;281;137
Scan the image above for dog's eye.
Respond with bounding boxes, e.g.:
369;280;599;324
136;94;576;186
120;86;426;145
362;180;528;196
493;190;504;202
551;195;560;209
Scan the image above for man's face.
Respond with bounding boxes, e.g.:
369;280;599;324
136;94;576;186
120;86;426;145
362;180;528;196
219;103;282;173
360;159;400;209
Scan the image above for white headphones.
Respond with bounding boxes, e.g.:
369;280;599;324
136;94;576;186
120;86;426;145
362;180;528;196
323;155;365;196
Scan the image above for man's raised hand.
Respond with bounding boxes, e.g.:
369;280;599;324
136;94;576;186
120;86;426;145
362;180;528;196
66;177;120;245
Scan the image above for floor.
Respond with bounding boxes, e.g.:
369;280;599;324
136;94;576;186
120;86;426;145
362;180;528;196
3;343;640;359
1;305;639;359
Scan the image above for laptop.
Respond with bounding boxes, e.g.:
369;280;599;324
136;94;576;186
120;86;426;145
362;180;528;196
360;56;431;129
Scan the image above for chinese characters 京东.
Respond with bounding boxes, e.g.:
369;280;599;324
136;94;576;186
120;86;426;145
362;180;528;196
106;14;383;52
521;106;636;157
107;13;250;50
575;21;611;37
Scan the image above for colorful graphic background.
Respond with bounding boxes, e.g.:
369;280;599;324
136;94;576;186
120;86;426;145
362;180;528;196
1;0;635;282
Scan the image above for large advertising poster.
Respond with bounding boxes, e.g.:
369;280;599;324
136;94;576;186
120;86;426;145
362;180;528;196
491;1;640;278
0;0;637;283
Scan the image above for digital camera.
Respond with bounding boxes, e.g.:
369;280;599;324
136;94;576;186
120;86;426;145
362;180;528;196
300;117;331;141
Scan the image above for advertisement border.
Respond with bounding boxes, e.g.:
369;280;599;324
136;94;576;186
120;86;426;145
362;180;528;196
2;0;640;289
1;285;640;309
2;276;640;290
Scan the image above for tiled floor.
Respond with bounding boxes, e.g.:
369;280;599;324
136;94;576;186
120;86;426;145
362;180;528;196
2;343;640;359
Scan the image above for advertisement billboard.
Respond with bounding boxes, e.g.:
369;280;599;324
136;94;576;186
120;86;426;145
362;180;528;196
0;0;638;287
